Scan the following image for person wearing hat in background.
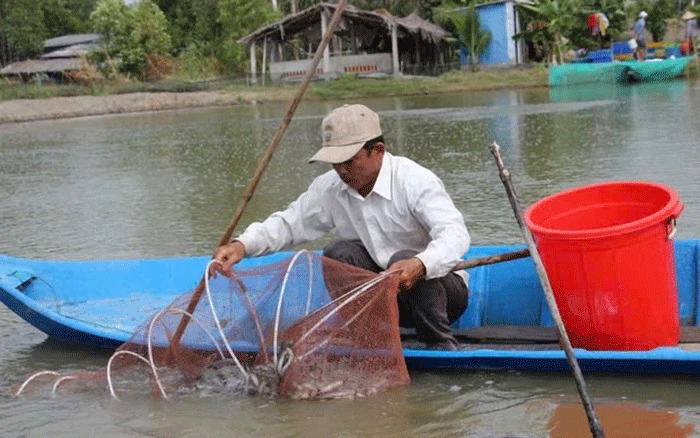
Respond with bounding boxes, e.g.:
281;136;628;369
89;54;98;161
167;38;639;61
683;10;697;55
212;104;471;351
633;10;649;60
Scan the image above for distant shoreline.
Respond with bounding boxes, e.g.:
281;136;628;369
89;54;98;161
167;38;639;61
0;68;553;124
0;91;261;124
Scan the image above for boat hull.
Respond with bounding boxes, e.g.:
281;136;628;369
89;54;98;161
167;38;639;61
549;57;691;86
1;241;699;373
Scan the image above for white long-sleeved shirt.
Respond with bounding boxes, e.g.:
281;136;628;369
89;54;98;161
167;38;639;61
237;153;470;280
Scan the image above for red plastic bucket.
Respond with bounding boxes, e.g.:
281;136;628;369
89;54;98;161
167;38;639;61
524;181;683;350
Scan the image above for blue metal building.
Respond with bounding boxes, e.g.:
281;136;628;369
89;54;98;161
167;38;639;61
458;0;528;67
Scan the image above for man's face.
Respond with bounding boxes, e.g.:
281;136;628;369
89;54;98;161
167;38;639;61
332;142;385;195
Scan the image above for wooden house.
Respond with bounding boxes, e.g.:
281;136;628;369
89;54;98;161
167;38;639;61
237;3;454;83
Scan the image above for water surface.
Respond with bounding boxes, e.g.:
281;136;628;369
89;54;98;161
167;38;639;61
1;80;700;437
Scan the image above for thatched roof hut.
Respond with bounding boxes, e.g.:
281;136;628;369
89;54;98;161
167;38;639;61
237;3;454;82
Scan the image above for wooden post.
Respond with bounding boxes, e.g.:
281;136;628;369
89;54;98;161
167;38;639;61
262;36;268;86
391;22;400;77
249;41;257;85
321;8;331;78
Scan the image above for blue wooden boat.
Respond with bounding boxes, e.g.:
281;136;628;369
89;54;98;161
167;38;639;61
2;240;700;374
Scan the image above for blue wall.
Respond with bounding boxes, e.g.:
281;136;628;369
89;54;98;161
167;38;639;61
459;1;515;66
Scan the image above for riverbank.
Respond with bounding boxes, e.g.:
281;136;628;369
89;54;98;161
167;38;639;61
0;91;257;124
0;67;549;124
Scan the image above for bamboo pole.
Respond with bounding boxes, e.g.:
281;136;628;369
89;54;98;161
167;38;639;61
451;248;529;271
171;0;350;346
489;142;605;438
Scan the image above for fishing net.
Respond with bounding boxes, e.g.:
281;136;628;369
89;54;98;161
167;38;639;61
15;251;409;400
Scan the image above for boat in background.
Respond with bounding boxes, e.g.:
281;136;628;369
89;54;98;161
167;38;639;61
549;57;691;86
549;41;692;86
2;240;700;374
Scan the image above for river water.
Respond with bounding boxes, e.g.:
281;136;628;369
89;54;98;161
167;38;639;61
1;80;700;437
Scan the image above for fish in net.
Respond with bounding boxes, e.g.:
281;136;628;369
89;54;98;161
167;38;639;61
15;251;410;400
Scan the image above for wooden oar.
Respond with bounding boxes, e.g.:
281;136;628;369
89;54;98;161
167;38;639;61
171;0;350;346
489;142;605;438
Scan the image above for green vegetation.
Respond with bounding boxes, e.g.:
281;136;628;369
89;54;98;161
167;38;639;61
515;0;682;65
0;78;210;101
0;0;696;99
437;4;492;71
0;67;550;103
90;0;172;79
305;68;548;99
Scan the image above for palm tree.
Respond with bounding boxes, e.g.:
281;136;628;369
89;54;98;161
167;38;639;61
435;3;492;71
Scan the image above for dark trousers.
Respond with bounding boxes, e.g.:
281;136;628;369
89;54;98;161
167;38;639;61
323;239;468;347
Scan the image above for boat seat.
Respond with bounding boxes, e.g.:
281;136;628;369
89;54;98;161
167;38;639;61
0;267;36;291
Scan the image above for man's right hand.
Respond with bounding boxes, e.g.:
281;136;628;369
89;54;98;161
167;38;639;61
210;240;246;277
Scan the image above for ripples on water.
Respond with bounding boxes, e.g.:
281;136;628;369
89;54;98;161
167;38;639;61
2;81;700;437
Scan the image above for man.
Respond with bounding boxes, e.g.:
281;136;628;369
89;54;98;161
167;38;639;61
213;104;470;350
633;11;648;60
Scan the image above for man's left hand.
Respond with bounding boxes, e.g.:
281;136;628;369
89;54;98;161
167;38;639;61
387;257;426;291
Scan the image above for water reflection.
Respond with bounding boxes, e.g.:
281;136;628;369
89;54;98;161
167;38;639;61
2;86;700;437
549;401;695;438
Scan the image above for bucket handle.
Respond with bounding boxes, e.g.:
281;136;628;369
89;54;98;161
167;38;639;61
666;217;678;239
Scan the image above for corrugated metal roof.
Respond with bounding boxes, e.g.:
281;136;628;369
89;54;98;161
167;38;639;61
43;33;100;49
0;58;83;75
42;43;98;58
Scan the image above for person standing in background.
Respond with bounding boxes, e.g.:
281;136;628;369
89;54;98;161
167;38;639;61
633;11;648;60
683;10;697;55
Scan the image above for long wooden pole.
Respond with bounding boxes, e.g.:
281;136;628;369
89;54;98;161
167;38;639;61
451;248;529;272
171;0;350;345
489;142;605;438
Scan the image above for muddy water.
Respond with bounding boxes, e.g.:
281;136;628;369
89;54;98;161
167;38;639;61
1;81;700;437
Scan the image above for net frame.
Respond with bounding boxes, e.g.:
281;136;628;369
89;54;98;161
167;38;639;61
15;251;410;401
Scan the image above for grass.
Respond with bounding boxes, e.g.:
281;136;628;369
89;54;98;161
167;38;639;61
306;66;549;99
0;66;550;104
0;78;214;102
5;60;699;106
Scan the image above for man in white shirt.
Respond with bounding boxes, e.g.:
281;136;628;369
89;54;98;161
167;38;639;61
633;11;648;60
213;104;471;350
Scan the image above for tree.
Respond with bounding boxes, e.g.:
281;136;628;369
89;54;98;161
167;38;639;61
42;0;98;37
515;0;581;64
441;5;492;70
648;0;676;41
90;0;129;57
90;0;172;79
0;0;47;65
570;0;627;50
218;0;280;72
154;0;220;57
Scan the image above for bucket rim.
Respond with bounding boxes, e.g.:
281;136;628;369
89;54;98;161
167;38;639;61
524;180;683;240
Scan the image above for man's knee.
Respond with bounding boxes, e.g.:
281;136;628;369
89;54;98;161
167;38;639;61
323;239;380;272
323;240;359;260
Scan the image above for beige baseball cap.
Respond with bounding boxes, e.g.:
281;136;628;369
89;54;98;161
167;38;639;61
308;104;382;163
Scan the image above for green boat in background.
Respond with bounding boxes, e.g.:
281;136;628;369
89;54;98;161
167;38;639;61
549;57;691;86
